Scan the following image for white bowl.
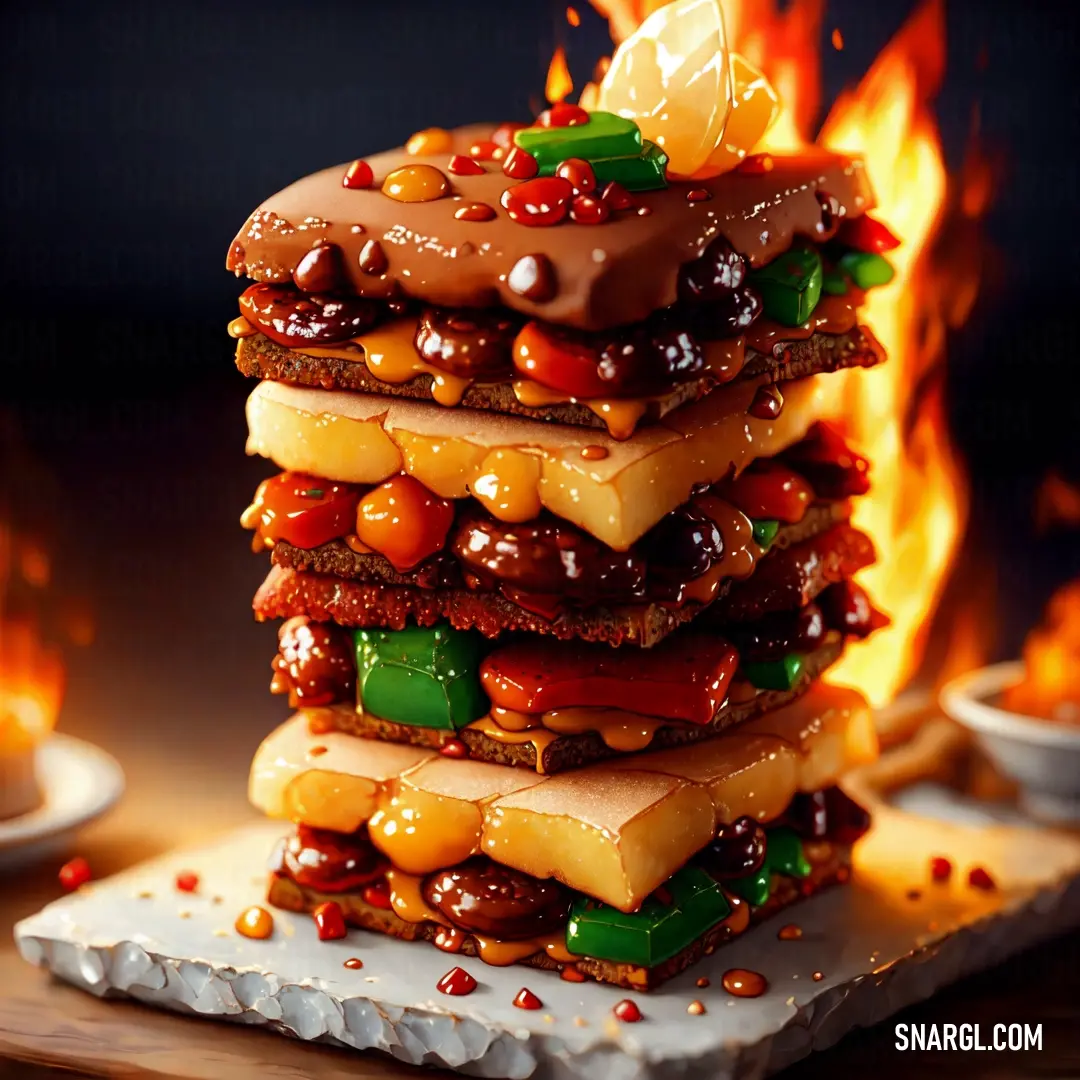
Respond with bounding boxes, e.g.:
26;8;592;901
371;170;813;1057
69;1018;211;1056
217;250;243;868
940;661;1080;824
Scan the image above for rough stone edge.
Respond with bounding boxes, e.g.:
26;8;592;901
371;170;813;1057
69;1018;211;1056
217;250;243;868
15;873;1080;1080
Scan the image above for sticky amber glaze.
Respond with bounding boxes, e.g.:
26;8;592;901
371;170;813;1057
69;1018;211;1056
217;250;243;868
244;373;830;550
744;288;865;354
248;685;876;912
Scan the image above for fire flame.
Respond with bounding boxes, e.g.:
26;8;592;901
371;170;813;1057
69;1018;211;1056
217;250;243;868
1003;580;1080;723
0;526;64;750
587;0;979;705
546;45;574;104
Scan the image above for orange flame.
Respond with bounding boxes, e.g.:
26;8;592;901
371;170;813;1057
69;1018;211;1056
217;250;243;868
546;45;574;105
1003;580;1080;723
589;0;980;705
0;526;64;750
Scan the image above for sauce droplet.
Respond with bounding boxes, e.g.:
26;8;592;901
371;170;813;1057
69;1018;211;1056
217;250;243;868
930;856;952;882
469;140;500;161
437;965;478;996
777;923;803;941
560;965;586;983
556;158;597;194
344;957;364;969
513;987;543;1010
613;999;643;1022
448;154;486;176
175;870;199;893
313;900;348;941
968;865;996;890
294;242;347;294
307;745;328;758
440;738;469;758
358;239;388;275
570;194;610;225
739;154;774;175
722;968;768;998
501;176;575;227
508;253;558;301
342;159;374;189
235;905;274;940
580;445;609;461
382;164;450;203
536;102;590;127
406;128;453;156
749;383;784;420
503;147;539;180
687;999;706;1015
695;976;710;988
58;857;92;891
600;181;634;211
454;202;497;222
812;971;825;982
362;881;393;909
686;188;712;203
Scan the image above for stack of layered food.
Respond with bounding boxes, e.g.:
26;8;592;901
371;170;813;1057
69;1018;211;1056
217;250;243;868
226;88;900;989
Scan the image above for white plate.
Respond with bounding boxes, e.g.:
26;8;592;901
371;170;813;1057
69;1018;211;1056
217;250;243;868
0;734;124;869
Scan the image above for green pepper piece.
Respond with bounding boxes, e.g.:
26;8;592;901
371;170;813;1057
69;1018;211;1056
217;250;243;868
354;624;488;730
750;246;824;327
821;268;850;296
514;110;642;171
741;653;805;692
837;250;895;290
588;142;668;191
566;867;730;968
751;518;779;549
728;826;811;907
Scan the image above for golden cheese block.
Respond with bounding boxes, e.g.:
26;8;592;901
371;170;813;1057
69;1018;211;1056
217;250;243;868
245;370;830;550
249;684;877;911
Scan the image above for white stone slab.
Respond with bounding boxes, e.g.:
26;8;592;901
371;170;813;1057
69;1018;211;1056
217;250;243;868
15;774;1080;1079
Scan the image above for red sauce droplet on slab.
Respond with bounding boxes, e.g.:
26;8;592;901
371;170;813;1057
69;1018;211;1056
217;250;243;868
580;445;609;461
440;738;469;759
749;383;784;420
313;900;348;941
686;188;712;203
235;905;274;939
513;987;543;1010
722;968;768;998
58;857;91;891
437;965;478;996
358;239;389;275
777;923;802;941
447;154;485;176
507;253;558;301
812;970;825;982
503;147;539;180
600;181;634;210
613;998;643;1022
570;194;610;225
362;881;393;910
501;176;574;227
739;153;774;174
560;965;587;982
968;866;996;891
469;140;500;161
636;205;653;216
454;202;497;222
175;870;199;893
343;159;374;189
930;856;952;882
556;158;597;194
695;976;710;988
537;102;590;127
687;999;706;1015
343;957;364;969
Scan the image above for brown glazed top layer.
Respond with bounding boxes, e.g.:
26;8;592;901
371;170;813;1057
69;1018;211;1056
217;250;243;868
226;124;874;331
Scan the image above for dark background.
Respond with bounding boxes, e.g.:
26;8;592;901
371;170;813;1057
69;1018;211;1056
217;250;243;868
2;0;1079;753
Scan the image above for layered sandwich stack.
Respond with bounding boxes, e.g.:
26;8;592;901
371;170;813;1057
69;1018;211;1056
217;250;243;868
226;104;898;990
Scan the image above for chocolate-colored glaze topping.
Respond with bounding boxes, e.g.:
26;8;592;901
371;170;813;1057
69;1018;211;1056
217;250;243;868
636;505;724;586
276;824;387;894
784;786;871;844
415;307;519;378
508;253;558;301
227;125;873;330
358;239;389;275
677;235;747;304
421;857;571;939
240;282;382;346
819;579;883;638
294;242;348;293
779;422;870;499
698;816;767;880
271;615;356;705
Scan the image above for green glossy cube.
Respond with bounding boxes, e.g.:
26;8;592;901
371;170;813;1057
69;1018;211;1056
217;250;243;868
566;866;730;968
750;246;824;327
741;652;806;692
354;624;488;731
514;110;642;170
837;250;896;290
822;268;850;296
751;518;780;549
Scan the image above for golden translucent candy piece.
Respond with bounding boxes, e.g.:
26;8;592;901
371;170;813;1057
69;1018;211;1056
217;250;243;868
597;0;733;179
697;53;781;178
471;449;543;522
381;164;450;203
405;127;453;156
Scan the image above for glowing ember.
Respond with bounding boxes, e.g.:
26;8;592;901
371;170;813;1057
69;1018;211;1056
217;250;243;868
0;525;64;751
546;45;574;105
1003;580;1080;723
